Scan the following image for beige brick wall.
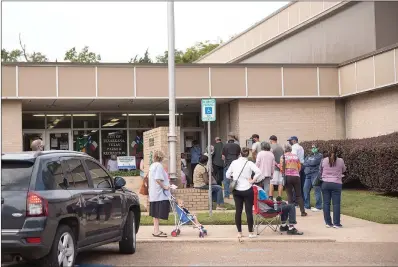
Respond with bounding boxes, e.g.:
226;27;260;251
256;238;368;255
345;86;398;139
335;99;346;139
229;101;240;140
1;100;22;152
172;188;209;211
237;99;338;143
143;127;181;183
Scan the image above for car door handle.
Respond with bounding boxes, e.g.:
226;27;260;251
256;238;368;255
1;198;4;204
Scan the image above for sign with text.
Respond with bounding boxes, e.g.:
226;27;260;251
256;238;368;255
117;156;137;170
201;98;216;122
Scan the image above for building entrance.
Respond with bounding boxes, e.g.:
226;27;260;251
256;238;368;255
46;129;72;151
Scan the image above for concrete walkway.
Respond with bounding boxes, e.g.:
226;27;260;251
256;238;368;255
137;211;398;243
125;176;398;243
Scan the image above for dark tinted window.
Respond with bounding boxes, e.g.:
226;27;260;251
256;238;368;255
38;160;73;190
1;160;34;191
63;158;89;189
85;160;112;189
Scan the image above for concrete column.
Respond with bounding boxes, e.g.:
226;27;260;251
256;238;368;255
2;100;23;152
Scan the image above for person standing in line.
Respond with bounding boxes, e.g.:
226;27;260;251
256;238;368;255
31;139;44;152
251;134;262;162
107;154;119;172
226;147;262;239
279;143;307;217
189;140;201;188
212;137;224;186
321;146;346;228
148;151;171;237
287;136;305;205
227;131;240;145
303;144;323;211
255;142;274;195
222;133;241;199
269;135;284;200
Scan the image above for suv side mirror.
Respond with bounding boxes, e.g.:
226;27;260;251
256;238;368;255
114;176;126;190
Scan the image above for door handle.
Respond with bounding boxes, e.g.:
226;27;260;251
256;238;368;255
1;198;4;204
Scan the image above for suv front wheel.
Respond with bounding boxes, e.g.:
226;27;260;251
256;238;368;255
37;224;76;267
119;210;136;254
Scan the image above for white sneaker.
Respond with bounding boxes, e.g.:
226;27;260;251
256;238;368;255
326;224;332;228
249;233;257;238
311;207;321;212
333;225;343;229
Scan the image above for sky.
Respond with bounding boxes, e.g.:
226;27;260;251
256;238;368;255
2;1;288;62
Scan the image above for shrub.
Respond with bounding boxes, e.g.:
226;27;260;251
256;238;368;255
110;170;140;177
301;132;398;193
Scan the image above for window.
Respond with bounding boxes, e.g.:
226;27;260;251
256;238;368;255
1;160;34;191
101;130;127;166
72;113;99;128
37;160;70;190
62;158;89;189
73;130;100;160
46;114;72;129
85;160;112;189
23;114;45;129
101;113;127;128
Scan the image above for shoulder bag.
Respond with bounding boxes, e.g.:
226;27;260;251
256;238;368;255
282;154;287;187
139;173;149;195
229;160;249;192
312;159;324;187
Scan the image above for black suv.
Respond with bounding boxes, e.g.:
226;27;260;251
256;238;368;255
1;151;141;267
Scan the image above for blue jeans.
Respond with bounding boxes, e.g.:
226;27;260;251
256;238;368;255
321;182;342;226
303;173;322;209
223;167;231;198
278;203;297;225
198;185;224;205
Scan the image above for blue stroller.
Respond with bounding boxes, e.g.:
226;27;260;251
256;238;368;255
169;195;208;238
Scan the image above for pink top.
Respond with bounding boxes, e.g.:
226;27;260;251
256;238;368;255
321;157;346;184
255;151;275;178
279;152;301;177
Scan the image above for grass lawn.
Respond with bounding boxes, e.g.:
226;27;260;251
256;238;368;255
140;189;398;225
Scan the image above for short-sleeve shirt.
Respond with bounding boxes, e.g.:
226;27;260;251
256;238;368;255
270;143;284;164
148;162;170;202
252;142;262;154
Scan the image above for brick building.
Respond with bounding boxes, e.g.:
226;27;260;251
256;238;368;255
2;1;398;169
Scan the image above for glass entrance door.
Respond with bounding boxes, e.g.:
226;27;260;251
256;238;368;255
46;130;72;151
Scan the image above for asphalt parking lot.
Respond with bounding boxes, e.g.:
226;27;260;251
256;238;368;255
3;241;398;266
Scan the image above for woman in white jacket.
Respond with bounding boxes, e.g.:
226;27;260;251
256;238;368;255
226;147;262;239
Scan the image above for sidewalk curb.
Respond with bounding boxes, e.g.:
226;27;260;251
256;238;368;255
137;237;336;243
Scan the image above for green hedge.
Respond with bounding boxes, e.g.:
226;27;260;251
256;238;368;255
109;170;140;177
301;132;398;193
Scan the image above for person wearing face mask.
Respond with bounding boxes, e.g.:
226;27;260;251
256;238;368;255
303;144;323;211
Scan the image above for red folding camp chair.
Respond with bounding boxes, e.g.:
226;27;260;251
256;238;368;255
253;186;282;235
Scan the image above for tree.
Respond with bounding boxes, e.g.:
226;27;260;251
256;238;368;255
129;48;152;63
1;49;23;62
64;46;101;63
156;40;222;63
2;34;48;62
155;49;185;63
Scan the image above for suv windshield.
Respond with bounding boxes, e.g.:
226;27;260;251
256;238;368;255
1;160;34;191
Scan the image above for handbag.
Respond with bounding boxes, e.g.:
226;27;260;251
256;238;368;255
282;154;287;187
312;159;324;187
229;160;248;192
139;174;149;195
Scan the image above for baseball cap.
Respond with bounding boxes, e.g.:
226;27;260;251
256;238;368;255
251;134;259;139
287;136;298;142
269;135;277;141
